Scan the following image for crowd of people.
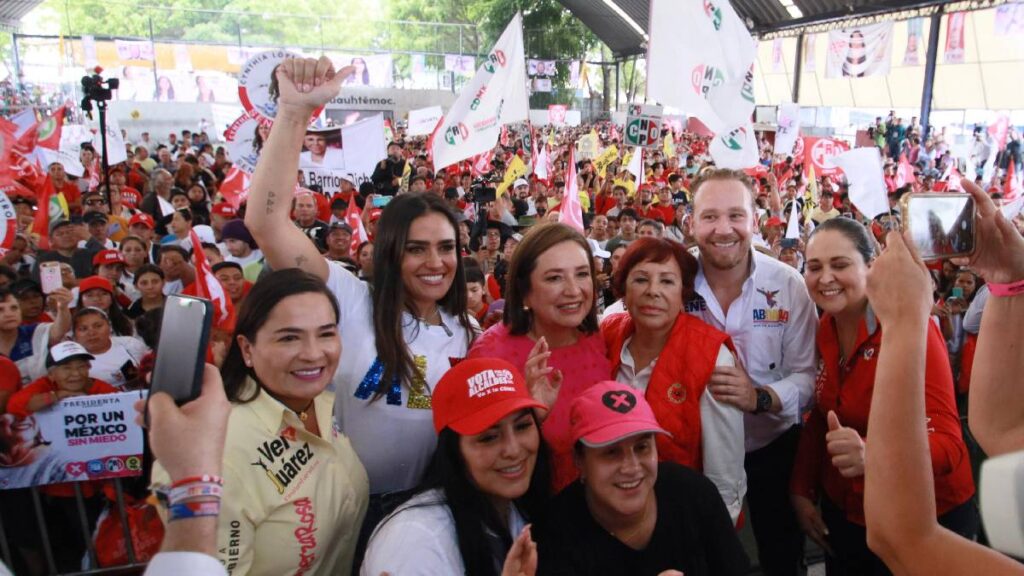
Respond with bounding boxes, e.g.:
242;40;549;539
1;55;1024;576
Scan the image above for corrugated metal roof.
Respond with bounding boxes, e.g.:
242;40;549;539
558;0;952;56
0;0;44;31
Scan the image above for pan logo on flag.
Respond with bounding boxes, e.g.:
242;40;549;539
691;65;725;98
720;126;748;151
482;49;507;74
444;123;470;146
703;1;723;30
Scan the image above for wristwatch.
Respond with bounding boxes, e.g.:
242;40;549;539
754;388;773;414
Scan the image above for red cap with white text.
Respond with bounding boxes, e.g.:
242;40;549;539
432;358;545;435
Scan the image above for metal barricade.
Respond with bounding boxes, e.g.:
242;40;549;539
0;477;149;575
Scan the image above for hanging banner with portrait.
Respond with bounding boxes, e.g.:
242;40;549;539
825;22;893;78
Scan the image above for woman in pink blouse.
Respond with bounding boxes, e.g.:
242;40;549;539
468;223;611;492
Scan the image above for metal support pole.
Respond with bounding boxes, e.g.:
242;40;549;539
98;99;111;209
11;32;23;93
920;11;942;141
73;483;99;568
615;59;620;110
792;32;804;103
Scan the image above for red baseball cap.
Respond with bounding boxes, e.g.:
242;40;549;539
569;381;669;448
92;249;125;267
765;216;785;228
78;275;114;295
212;203;237;218
129;213;155;229
432;358;545;435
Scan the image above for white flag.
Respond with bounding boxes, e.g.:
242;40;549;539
775;103;801;156
1001;196;1024;220
647;0;757;134
431;13;528;170
341;114;387;177
92;116;127;165
37;147;85;177
627;148;644;186
786;198;801;240
829;147;889;220
534;145;550;181
709;124;759;169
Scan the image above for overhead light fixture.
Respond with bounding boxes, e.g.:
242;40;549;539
602;0;649;42
787;5;804;18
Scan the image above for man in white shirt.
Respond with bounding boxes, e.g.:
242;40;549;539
686;168;818;576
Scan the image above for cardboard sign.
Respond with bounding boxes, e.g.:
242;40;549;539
625;103;663;148
0;392;146;490
593;145;619;178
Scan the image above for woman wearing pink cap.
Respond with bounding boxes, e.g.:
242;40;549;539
537;381;748;576
362;358;546;576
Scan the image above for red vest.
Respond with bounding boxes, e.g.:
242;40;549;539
602;313;733;470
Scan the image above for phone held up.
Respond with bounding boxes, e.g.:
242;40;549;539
147;294;212;422
900;193;976;261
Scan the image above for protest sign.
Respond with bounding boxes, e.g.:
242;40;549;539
224;113;271;175
407;106;444;137
625;104;663;149
593;144;619;178
0;392;145;490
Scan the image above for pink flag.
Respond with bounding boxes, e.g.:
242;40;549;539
1006;161;1022;201
989;115;1011;151
558;148;584;232
896;154;917;188
189;228;235;332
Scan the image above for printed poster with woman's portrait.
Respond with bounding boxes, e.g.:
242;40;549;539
825;22;894;78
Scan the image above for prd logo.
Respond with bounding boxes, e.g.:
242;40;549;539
444;123;469;146
703;1;723;30
482;49;507;73
38;118;58;141
720;127;747;151
691;65;725;98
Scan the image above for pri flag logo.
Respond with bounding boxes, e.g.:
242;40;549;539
720;126;748;151
444;123;470;146
691;65;725;99
703;1;724;30
482;49;507;73
740;66;756;103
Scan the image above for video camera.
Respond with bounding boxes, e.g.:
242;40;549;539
80;71;119;117
465;177;497;205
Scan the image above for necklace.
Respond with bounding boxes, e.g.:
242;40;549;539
295;399;315;422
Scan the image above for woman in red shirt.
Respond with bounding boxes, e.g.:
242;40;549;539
790;218;976;575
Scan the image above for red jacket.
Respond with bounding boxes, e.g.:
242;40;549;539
602;312;733;471
593;193;617;216
790;310;974;525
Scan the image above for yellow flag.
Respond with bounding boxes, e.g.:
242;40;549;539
663;133;676;158
594;145;619;178
613;177;636;197
496;155;528;197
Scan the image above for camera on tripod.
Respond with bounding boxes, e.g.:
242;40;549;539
80;71;119;115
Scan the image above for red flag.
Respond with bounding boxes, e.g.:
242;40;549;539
896;154;917;188
500;125;510;148
219;166;250;209
344;197;369;254
425;116;444;164
471;150;494;177
1006;161;1022;201
989;115;1011;151
32;175;56;250
0;120;16;184
35;106;66;150
87;157;101;192
189;229;235;332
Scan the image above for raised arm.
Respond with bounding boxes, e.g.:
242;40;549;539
244;57;353;281
863;231;1022;576
956;179;1024;457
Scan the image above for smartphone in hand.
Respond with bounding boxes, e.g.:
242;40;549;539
149;295;213;409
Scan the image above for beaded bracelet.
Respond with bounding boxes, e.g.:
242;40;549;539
168;500;221;522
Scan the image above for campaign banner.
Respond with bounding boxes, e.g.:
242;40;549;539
532;78;552;93
548;104;568;126
0;191;16;255
238;50;318;122
340;114;387;179
0;392;145;490
81;35;98;68
174;44;193;72
575;131;600;160
527;59;556;76
775;103;801;157
802;136;850;177
115;40;154;62
444;55;476;76
38;148;85;178
336;54;394;88
407;106;443;137
625;103;663;149
772;39;785;73
903;18;923;66
224;113;271;175
826;22;893;78
945;12;966;64
803;34;817;73
995;4;1024;36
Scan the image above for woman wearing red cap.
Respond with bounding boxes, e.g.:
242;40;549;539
537;381;748;576
362;358;545;576
75;276;135;337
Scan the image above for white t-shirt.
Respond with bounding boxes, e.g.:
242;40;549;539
87;336;150;388
326;261;474;494
361;488;526;576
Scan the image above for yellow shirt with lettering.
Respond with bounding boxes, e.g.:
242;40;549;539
153;386;369;576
